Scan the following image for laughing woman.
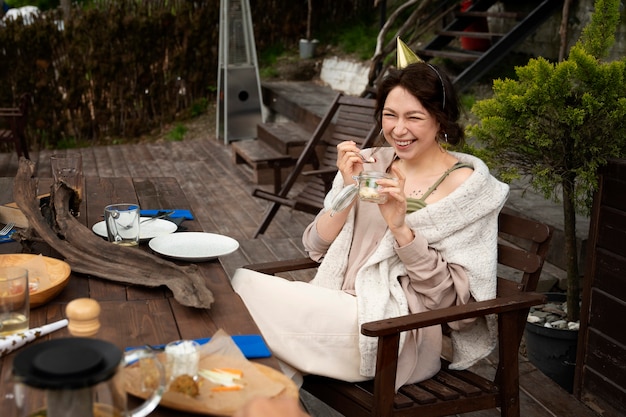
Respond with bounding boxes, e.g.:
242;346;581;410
232;60;509;390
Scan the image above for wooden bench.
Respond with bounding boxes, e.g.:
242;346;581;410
0;93;31;160
257;122;311;157
231;139;294;191
231;121;311;187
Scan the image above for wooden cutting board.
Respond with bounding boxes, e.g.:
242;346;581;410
124;354;298;416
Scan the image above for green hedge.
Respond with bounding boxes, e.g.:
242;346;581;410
1;1;219;148
0;0;373;149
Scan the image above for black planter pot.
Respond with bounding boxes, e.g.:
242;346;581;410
524;292;578;393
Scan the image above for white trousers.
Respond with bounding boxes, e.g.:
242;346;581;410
231;268;369;383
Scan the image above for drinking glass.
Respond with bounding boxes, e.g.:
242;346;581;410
0;267;29;336
104;204;140;247
165;340;200;383
50;153;83;216
357;171;393;204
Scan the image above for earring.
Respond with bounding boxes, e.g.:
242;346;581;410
444;133;448;143
379;128;384;136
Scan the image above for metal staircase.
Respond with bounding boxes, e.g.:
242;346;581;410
415;0;563;93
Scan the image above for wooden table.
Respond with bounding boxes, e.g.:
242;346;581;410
0;176;279;416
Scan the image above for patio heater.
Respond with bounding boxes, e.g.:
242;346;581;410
217;0;264;144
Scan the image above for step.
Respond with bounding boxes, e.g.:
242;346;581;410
245;82;339;187
456;10;524;20
257;122;311;158
438;30;505;39
417;48;482;61
231;139;294;186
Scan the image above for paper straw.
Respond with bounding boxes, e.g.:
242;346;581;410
0;319;69;357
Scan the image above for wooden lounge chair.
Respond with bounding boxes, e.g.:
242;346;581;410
244;210;553;417
252;93;379;238
0;93;31;160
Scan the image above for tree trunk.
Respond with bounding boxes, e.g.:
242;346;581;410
61;0;71;21
306;0;312;40
562;175;580;322
558;0;575;62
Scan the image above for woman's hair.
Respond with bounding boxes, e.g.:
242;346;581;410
374;63;464;146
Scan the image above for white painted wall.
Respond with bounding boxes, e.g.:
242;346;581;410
319;56;370;96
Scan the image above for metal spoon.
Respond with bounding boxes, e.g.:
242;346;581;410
113;210;174;230
140;210;175;224
353;151;376;164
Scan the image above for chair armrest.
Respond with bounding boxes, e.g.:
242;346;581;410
251;188;297;208
244;257;319;275
361;292;545;337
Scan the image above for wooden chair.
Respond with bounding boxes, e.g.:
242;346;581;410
0;93;31;160
576;158;626;414
245;210;553;417
252;93;379;238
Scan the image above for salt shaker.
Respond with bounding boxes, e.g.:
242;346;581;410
65;298;101;337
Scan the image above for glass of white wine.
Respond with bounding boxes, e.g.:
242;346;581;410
0;267;29;336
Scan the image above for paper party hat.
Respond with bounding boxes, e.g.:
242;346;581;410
396;37;423;68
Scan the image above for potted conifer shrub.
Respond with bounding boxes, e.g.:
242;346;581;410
467;0;626;392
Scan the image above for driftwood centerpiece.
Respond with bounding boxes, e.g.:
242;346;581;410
12;159;214;309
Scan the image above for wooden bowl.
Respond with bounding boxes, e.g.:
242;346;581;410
0;254;71;308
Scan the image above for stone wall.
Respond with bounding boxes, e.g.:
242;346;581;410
512;0;626;61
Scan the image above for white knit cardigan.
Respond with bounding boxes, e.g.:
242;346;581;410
310;151;509;377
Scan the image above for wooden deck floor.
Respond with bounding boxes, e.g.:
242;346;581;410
0;138;600;417
0;138;317;280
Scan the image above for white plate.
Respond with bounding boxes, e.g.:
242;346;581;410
92;217;178;241
148;232;239;262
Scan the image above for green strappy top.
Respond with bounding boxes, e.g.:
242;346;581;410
406;162;473;213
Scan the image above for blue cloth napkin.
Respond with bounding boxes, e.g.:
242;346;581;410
126;334;271;359
140;209;194;220
0;235;14;244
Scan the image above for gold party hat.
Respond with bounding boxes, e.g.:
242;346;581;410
396;37;423;68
